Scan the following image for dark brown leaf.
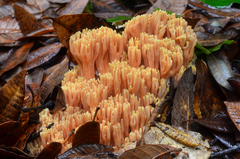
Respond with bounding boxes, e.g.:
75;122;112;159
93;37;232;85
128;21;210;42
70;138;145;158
22;42;63;70
147;0;188;15
57;144;115;159
193;111;235;133
171;68;194;130
0;121;23;146
0;145;34;159
58;0;89;15
50;86;66;113
211;130;236;148
196;29;238;47
0;69;26;123
224;101;240;133
72;121;100;147
194;59;226;119
0;17;23;44
119;144;181;159
0;42;34;77
35;142;62;159
91;0;134;19
228;77;240;98
40;56;69;101
13;3;43;35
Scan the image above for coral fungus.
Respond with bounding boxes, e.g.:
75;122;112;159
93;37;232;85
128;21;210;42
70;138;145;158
27;10;197;155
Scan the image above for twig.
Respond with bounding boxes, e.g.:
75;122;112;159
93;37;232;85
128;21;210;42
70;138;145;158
209;144;240;159
29;123;54;141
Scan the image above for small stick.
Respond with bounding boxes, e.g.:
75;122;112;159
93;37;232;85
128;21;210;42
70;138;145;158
209;144;240;159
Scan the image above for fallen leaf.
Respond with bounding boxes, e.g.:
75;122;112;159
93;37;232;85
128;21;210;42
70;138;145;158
0;121;23;146
57;144;115;159
0;17;23;44
0;69;26;123
211;130;236;148
0;145;34;159
196;29;238;47
193;111;235;133
40;56;69;101
228;77;240;98
22;42;63;70
207;54;234;91
194;59;226;118
91;0;134;19
144;126;211;159
58;0;89;15
119;144;181;159
147;0;188;15
0;4;14;18
35;142;62;159
25;68;44;87
26;0;50;12
13;3;43;35
48;0;70;3
171;68;194;130
0;42;34;77
50;86;66;113
224;101;240;132
72;107;100;147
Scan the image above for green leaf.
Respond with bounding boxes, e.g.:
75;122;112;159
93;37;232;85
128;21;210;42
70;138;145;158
154;8;180;17
106;16;133;23
200;0;240;8
195;40;234;55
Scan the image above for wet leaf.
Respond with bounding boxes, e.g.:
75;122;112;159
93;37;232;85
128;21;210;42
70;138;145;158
200;0;237;8
50;86;66;113
35;142;62;159
0;42;34;77
0;145;34;159
207;54;234;91
224;101;240;133
144;126;211;159
0;121;23;146
0;17;23;44
22;42;63;70
0;69;26;123
91;0;134;19
147;0;188;14
58;0;89;15
193;111;235;133
196;29;238;47
40;56;69;101
171;68;194;130
119;144;181;159
13;3;43;36
106;16;133;23
25;68;44;87
57;144;115;159
72;108;100;147
211;130;236;148
228;77;240;98
194;59;226;118
26;0;50;12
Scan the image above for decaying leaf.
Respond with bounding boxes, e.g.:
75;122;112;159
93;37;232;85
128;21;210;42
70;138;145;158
0;17;23;44
194;59;226;119
119;144;181;159
35;142;62;159
25;68;44;87
144;126;211;159
147;0;188;15
40;56;69;101
171;68;194;130
224;101;240;133
57;143;116;159
49;86;66;113
0;42;34;77
22;42;63;70
13;3;44;35
58;0;89;15
0;69;26;123
72;107;100;147
192;111;235;133
0;145;34;159
207;54;233;91
228;77;240;98
0;121;23;146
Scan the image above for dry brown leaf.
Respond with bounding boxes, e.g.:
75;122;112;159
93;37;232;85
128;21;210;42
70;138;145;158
0;69;26;123
13;3;44;35
147;0;188;15
171;68;194;130
224;101;240;132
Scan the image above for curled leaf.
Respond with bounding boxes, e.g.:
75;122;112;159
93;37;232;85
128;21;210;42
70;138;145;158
35;142;62;159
